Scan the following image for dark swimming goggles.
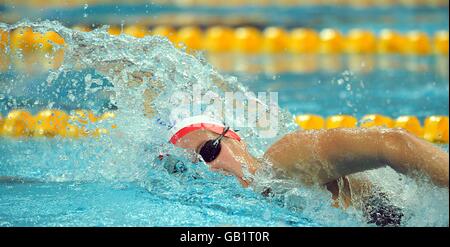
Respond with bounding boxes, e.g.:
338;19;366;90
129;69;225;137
197;126;230;163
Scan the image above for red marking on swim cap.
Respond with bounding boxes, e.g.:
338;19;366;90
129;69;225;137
169;123;241;145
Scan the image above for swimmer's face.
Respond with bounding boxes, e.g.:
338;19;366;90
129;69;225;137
174;129;257;187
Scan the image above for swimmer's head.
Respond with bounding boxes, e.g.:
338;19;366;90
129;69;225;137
168;115;257;186
168;115;241;145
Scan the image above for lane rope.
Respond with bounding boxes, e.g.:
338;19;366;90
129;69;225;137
1;27;448;55
1;110;448;143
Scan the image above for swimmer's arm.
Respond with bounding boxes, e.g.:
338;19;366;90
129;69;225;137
94;61;161;117
93;61;154;87
70;32;155;86
263;128;449;187
381;129;449;187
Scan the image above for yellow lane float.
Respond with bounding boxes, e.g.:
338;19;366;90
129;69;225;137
108;26;122;36
2;26;447;57
434;31;449;55
289;28;320;54
33;109;69;137
34;31;65;51
295;114;325;130
70;110;99;125
151;26;178;44
10;27;37;52
1;110;36;138
394;116;424;137
263;27;289;53
404;31;432;55
0;29;9;71
98;111;116;122
234;27;263;54
326;115;358;129
123;25;149;38
1;111;448;144
377;29;404;54
346;29;377;54
204;26;234;53
320;29;345;54
176;26;203;51
423;116;449;143
0;114;4;136
0;28;8;52
360;114;394;128
294;114;448;144
0;110;117;139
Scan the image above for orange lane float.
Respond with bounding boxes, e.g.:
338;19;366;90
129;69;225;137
326;115;358;129
394;116;424;137
0;110;117;139
360;114;395;128
295;114;325;130
204;26;234;53
289;28;320;54
176;26;204;51
3;26;447;57
234;27;263;54
423;116;449;143
295;114;449;144
1;110;36;138
0;111;448;144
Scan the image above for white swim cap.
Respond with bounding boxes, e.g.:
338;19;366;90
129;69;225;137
168;115;241;144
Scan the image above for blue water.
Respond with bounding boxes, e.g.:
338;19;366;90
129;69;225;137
0;52;448;226
1;4;448;33
1;56;448;118
0;5;449;226
0;138;332;227
242;56;449;119
0;181;313;227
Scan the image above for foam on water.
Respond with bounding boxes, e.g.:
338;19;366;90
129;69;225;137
0;21;448;226
361;167;449;227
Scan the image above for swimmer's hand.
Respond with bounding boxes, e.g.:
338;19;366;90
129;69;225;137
263;128;449;187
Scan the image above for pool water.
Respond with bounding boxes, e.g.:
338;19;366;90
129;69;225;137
1;58;448;226
0;7;449;227
2;3;448;32
244;57;449;119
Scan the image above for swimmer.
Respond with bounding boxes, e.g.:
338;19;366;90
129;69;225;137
87;48;446;225
169;115;448;187
67;32;448;225
166;115;449;226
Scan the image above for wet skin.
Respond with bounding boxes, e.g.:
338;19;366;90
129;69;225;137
89;55;449;201
173;129;259;187
174;128;449;208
